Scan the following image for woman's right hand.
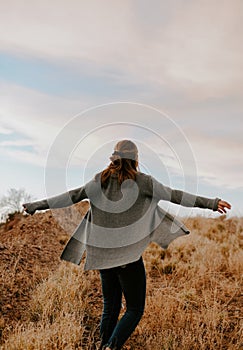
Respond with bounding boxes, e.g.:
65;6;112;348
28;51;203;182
22;203;36;215
217;200;231;214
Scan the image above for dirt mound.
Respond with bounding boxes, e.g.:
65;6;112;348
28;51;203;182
0;202;89;332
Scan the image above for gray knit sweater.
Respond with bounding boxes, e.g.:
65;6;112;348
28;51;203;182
24;172;220;270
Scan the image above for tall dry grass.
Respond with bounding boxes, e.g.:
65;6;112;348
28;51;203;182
1;216;242;350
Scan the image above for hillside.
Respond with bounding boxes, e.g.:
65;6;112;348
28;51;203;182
0;202;89;330
0;205;242;349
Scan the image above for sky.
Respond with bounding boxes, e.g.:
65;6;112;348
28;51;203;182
0;0;242;218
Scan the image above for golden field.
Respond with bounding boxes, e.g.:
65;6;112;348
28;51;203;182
0;204;242;349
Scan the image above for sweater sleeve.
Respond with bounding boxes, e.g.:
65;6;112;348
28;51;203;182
24;186;88;213
150;176;220;211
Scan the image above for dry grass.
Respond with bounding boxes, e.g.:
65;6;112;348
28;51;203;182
1;265;101;350
0;213;242;349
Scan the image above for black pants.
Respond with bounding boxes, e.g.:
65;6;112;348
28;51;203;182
99;257;146;349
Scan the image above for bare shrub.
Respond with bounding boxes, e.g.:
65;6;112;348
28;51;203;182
0;188;33;222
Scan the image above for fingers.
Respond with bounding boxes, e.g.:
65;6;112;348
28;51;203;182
224;202;231;210
217;200;231;214
22;204;29;213
22;204;34;215
220;200;231;209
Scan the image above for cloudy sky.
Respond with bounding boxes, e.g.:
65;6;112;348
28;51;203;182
0;0;242;217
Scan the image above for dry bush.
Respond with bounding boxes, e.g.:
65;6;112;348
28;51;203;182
136;216;243;350
1;215;242;350
1;263;102;350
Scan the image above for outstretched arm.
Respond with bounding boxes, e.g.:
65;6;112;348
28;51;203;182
150;176;231;213
23;186;88;215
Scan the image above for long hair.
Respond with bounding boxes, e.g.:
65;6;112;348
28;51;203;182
100;140;138;187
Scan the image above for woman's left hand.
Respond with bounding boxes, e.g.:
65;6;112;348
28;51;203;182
217;200;231;214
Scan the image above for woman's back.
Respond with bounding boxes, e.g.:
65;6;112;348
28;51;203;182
88;171;154;229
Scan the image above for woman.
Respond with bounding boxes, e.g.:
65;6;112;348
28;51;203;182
23;139;231;350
